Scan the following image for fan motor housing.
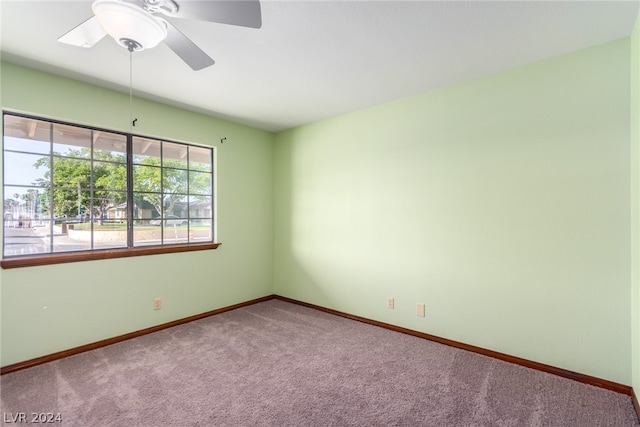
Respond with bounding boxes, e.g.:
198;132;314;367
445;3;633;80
93;0;168;51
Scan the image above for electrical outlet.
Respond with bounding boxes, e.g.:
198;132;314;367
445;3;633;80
153;298;162;310
416;303;425;317
387;297;394;309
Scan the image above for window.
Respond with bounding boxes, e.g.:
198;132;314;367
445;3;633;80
2;112;217;268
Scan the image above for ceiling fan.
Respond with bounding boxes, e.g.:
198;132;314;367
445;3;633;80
58;0;262;70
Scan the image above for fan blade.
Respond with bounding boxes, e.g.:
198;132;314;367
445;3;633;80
172;0;261;28
58;16;107;48
164;21;215;70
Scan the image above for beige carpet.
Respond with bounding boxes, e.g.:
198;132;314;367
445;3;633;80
1;299;638;426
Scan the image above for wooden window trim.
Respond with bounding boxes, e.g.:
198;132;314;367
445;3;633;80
0;243;220;269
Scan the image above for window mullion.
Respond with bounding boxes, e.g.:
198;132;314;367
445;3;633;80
126;134;134;248
48;123;54;253
90;131;94;250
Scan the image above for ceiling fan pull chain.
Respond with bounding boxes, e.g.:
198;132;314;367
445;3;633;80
128;46;137;129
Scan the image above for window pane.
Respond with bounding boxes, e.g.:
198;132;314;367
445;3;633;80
189;196;213;243
133;165;162;193
52;189;89;219
3;116;51;153
94;161;127;191
162;195;187;218
92;221;127;250
4;186;49;225
189;146;212;172
188;196;212;220
4;219;51;256
132;137;160;164
94;132;127;162
189;223;213;243
52;124;91;158
53;157;91;189
163;168;188;195
133;193;161;222
4;152;50;186
162;223;188;245
163;142;188;170
94;190;127;223
133;219;161;247
4;136;51;155
53;224;92;253
189;171;212;195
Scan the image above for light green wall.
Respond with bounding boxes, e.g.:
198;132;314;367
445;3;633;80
0;62;275;366
632;11;640;395
1;33;637;389
274;39;632;384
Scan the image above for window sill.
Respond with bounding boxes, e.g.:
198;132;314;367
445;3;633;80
0;243;221;269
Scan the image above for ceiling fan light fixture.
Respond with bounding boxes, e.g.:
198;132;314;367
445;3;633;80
92;0;167;51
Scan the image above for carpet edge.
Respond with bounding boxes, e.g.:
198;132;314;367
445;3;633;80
0;294;276;375
2;292;635;404
272;295;633;397
633;388;640;423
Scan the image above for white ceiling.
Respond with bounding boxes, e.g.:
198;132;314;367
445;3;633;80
1;0;639;132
